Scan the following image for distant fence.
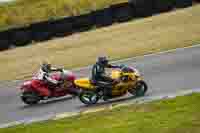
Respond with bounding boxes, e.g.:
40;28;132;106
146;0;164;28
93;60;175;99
0;0;195;51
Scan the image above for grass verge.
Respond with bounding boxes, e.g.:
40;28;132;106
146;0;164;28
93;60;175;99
1;93;200;133
0;0;127;30
0;5;200;80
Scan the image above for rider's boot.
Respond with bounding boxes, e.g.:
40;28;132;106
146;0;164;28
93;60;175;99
103;87;112;101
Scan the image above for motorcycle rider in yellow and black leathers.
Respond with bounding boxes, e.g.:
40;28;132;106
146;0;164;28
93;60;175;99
91;56;121;100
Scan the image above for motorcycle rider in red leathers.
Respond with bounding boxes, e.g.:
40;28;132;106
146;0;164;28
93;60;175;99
32;62;64;97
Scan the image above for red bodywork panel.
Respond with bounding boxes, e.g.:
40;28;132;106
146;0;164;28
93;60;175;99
20;71;77;97
50;72;76;82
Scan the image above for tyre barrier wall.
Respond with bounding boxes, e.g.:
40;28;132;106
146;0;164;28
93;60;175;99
111;3;135;22
129;0;155;17
49;17;75;38
0;0;195;51
175;0;193;8
92;8;113;28
72;14;94;32
153;0;175;13
0;30;11;50
11;27;32;47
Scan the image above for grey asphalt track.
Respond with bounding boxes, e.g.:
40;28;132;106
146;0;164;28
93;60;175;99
0;45;200;125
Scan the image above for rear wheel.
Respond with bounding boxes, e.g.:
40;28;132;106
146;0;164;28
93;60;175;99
79;91;99;105
21;91;40;105
129;80;148;97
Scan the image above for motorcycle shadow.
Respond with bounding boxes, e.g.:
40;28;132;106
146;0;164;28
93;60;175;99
78;94;138;109
20;96;74;109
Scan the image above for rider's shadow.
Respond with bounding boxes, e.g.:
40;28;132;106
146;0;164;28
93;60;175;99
19;96;74;109
78;95;139;109
78;87;152;109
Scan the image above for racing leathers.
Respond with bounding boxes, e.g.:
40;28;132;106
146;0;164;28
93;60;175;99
91;62;120;100
35;67;63;86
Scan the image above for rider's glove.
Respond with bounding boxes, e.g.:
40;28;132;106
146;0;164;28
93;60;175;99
119;64;125;69
58;68;64;72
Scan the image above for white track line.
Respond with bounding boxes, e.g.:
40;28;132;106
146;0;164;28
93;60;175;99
73;43;200;71
1;88;200;129
2;43;200;83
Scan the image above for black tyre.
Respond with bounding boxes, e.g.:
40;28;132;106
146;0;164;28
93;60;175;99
21;91;40;105
129;80;148;97
79;91;99;105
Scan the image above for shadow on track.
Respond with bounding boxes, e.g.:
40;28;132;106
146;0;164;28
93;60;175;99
19;96;74;109
78;91;152;109
78;95;138;109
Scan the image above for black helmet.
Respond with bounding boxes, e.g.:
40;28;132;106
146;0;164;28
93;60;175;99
97;56;108;66
41;62;51;72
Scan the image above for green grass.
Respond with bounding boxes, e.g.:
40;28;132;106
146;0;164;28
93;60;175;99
0;5;200;81
1;93;200;133
0;0;127;30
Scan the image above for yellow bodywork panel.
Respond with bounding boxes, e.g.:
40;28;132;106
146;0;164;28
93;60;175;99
74;70;139;96
112;81;136;96
111;70;121;79
111;70;136;81
74;78;95;89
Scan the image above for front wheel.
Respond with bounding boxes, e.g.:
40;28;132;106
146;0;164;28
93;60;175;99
21;91;40;105
79;91;99;105
128;80;148;97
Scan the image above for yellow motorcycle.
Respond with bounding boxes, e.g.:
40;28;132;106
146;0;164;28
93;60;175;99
74;65;148;105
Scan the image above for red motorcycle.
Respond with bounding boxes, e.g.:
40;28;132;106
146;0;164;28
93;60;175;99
20;70;79;105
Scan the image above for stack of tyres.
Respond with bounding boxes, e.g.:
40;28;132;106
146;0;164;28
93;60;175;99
91;8;113;28
30;20;54;42
129;0;154;18
10;27;32;47
49;16;75;38
111;3;135;23
175;0;192;8
0;40;10;51
0;31;11;51
153;0;175;13
72;13;94;32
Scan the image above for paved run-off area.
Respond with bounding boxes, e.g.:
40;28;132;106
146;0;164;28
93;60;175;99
0;45;200;125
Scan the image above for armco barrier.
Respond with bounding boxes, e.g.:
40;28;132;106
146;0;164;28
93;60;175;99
111;3;135;23
92;8;113;28
129;0;154;18
175;0;193;8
